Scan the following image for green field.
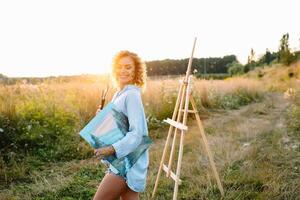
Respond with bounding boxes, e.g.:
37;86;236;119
1;62;300;200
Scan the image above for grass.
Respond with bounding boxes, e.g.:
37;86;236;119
141;91;299;200
1;64;299;199
1;159;105;200
244;61;300;92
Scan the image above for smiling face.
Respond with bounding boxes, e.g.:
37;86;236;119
115;56;136;89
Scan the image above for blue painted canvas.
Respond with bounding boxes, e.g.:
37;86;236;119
79;102;152;176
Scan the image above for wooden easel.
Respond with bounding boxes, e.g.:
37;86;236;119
151;38;224;199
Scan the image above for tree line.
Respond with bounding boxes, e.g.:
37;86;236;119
146;55;237;76
228;33;300;75
0;55;238;84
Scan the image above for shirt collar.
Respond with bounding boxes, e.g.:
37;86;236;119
117;84;141;95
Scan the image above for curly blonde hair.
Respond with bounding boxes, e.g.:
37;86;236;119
111;50;147;90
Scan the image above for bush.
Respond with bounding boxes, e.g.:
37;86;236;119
209;89;262;109
0;99;92;162
195;73;231;80
227;62;244;75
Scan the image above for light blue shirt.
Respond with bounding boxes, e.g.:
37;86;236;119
110;84;149;192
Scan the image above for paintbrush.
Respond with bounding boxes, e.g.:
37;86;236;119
98;83;109;110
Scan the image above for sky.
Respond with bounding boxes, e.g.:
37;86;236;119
0;0;299;77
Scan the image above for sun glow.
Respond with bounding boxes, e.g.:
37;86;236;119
0;0;299;77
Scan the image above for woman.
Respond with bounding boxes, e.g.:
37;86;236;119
93;50;149;200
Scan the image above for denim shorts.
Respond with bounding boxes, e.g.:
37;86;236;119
105;168;127;181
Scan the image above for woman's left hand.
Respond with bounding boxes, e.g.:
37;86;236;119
94;146;115;159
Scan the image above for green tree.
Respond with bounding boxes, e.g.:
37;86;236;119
248;48;255;64
278;33;293;65
244;48;256;72
264;48;272;65
255;49;278;66
227;61;244;75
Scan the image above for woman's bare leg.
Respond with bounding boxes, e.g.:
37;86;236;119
120;187;139;200
93;173;127;200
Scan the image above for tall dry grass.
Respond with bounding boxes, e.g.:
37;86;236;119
245;61;300;92
0;75;266;199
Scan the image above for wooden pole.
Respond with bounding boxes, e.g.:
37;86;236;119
173;76;193;200
185;37;197;81
167;83;186;177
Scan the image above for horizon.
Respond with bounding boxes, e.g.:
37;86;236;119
0;0;299;77
0;55;244;78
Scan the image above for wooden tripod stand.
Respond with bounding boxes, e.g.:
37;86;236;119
151;38;224;199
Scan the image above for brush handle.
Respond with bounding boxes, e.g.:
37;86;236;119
99;98;105;110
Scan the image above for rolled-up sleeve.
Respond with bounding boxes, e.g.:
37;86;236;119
112;90;145;159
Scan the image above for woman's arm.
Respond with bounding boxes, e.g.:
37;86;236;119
94;146;115;158
112;90;146;159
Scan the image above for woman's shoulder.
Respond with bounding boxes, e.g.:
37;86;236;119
123;85;142;97
125;89;141;103
112;85;141;101
125;85;141;92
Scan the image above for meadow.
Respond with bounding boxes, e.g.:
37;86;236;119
0;62;299;199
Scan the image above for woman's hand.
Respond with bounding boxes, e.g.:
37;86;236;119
95;106;102;115
94;146;116;159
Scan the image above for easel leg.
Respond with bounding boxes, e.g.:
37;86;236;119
173;78;192;200
172;129;186;200
152;83;184;198
167;84;187;177
190;95;225;197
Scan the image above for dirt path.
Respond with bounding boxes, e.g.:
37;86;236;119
146;92;298;199
182;92;290;163
151;92;290;163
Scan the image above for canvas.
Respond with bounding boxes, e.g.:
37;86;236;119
79;102;152;176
